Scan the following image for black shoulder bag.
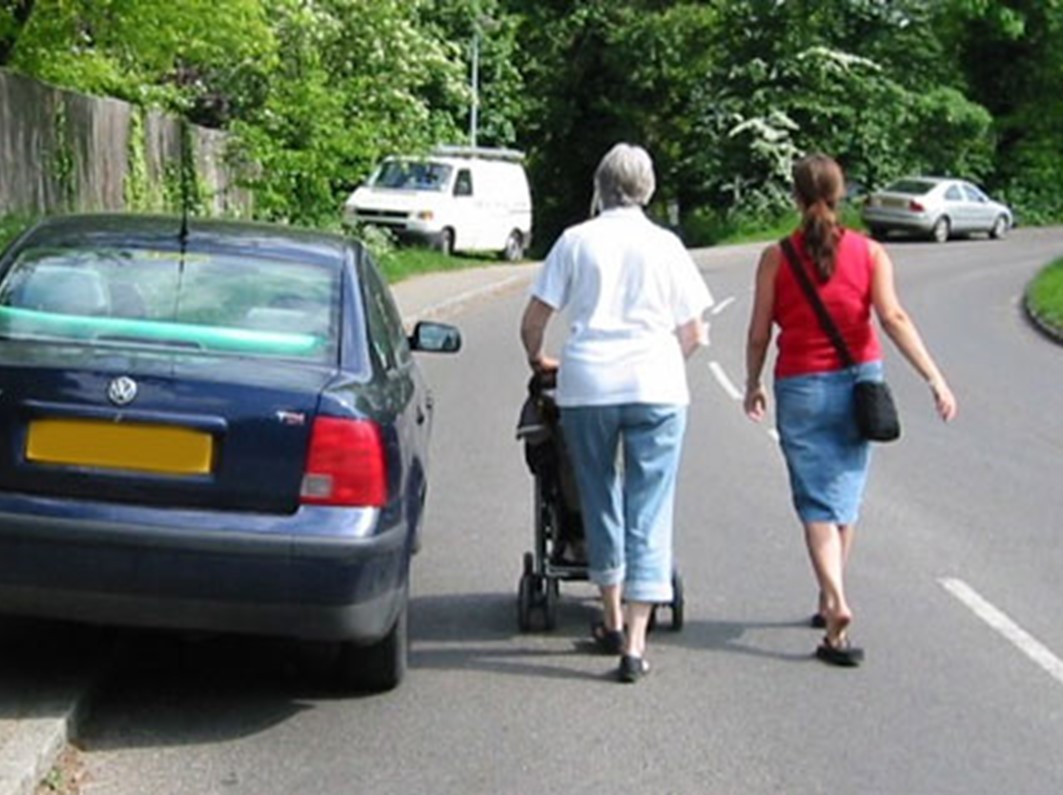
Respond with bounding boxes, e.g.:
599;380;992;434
779;237;900;442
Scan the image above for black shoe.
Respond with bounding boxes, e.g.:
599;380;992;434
810;613;827;629
617;654;651;683
591;621;625;655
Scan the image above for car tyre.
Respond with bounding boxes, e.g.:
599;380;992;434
502;230;525;262
437;228;455;257
868;225;887;241
990;214;1009;240
931;216;950;243
336;596;408;692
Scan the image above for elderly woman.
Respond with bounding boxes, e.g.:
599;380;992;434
520;143;713;683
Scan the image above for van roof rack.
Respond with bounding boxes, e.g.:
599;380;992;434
431;145;525;162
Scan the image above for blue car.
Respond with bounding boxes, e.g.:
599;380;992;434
0;214;460;691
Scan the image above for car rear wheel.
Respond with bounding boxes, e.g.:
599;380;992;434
336;595;408;692
990;214;1009;240
931;216;950;243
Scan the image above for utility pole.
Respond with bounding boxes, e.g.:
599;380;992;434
470;25;480;148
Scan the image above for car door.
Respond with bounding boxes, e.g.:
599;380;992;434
961;183;996;231
450;167;480;251
942;182;973;232
359;255;430;540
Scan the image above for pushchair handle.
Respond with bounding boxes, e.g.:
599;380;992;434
528;369;557;395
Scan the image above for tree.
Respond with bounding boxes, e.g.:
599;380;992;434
0;0;36;65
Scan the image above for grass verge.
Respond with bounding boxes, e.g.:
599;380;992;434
1026;257;1063;335
378;246;502;283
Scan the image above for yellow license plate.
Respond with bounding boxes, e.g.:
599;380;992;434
26;419;214;475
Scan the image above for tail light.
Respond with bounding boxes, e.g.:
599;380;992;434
908;200;925;212
301;417;387;507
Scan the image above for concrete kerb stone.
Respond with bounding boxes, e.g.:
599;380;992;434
0;649;112;795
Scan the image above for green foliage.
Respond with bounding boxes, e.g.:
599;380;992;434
347;223;398;264
8;0;275;111
231;0;470;227
0;214;34;250
123;106;156;211
50;102;76;210
1026;259;1063;331
6;0;1063;237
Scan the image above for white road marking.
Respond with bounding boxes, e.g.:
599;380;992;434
940;577;1063;686
711;296;735;315
708;361;742;401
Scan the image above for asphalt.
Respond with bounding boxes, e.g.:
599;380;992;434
0;259;538;795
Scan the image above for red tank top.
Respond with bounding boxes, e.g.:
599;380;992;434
773;229;881;378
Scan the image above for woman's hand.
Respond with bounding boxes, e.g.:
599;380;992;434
744;384;768;421
929;377;958;422
529;353;560;374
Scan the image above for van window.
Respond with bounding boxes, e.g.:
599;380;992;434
374;160;452;192
454;169;473;197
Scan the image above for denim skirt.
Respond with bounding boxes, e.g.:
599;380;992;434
774;361;882;524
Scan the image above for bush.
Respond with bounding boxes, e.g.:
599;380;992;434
0;215;35;250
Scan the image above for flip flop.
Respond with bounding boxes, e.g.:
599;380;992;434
809;613;827;629
815;636;865;667
591;620;625;655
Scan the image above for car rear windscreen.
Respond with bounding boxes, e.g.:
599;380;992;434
884;179;938;195
0;246;340;362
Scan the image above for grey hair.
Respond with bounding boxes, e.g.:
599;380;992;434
590;143;656;215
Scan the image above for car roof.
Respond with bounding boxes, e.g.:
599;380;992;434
13;214;361;268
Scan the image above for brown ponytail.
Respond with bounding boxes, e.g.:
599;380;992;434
792;155;844;281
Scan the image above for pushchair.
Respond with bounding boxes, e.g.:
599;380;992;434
515;371;684;632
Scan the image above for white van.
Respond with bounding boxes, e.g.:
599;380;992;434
343;146;533;260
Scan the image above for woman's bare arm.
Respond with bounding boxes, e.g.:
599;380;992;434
869;241;957;421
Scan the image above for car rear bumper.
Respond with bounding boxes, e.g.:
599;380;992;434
0;494;410;642
861;207;935;232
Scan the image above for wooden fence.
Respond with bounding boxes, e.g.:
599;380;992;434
0;69;252;217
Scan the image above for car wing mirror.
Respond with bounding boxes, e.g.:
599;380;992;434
409;321;462;353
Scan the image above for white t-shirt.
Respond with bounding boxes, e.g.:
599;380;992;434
531;206;713;407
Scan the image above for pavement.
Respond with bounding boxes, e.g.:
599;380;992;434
0;259;538;795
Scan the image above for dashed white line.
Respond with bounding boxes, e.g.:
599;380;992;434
708;360;742;401
711;296;735;316
940;577;1063;686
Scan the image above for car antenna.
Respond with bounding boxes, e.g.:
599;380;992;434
178;118;191;250
173;118;192;320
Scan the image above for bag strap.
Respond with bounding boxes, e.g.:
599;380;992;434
778;236;855;368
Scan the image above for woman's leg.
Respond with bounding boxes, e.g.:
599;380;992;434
815;523;855;621
804;520;852;644
620;405;686;660
561;406;624;632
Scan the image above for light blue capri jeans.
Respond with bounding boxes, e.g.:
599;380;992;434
560;404;686;604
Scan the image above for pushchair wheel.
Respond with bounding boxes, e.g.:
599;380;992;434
517;552;558;632
542;578;559;631
649;570;685;632
670;571;685;631
517;570;535;632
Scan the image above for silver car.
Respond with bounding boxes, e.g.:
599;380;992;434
862;176;1012;243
